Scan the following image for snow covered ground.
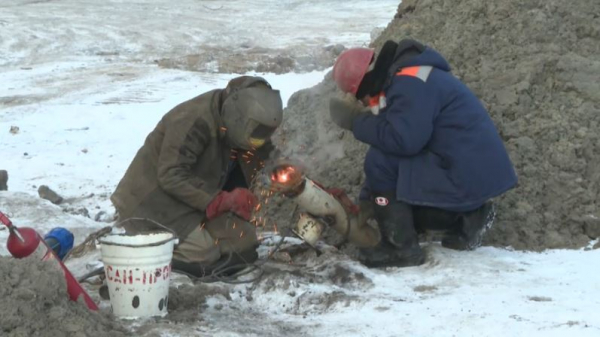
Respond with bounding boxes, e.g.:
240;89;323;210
1;193;599;337
1;1;599;336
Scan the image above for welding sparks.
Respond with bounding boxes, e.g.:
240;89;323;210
268;163;304;194
271;165;296;184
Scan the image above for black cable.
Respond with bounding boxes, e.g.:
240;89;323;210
174;204;298;285
173;231;288;284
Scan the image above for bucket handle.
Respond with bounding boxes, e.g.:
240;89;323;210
99;217;179;248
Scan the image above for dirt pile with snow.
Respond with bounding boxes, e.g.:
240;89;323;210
276;0;600;250
0;256;127;337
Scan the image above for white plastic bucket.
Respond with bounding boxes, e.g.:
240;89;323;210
99;231;178;319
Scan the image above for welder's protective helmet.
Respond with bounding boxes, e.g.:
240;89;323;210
221;76;283;150
332;48;375;96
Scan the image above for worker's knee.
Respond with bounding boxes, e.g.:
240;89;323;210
205;213;258;254
173;224;221;264
173;213;258;265
364;147;400;192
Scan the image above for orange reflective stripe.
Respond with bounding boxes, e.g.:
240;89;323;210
396;66;433;82
368;94;382;107
396;66;421;77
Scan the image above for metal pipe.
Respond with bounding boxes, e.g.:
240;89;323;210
293;178;379;248
266;162;380;247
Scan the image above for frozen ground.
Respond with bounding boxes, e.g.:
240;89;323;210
2;192;599;337
1;1;599;336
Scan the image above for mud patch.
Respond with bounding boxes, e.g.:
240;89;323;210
257;248;373;293
0;256;127;337
413;285;438;293
166;283;231;323
330;263;369;286
528;296;553;302
0;94;52;107
293;290;360;315
133;275;307;337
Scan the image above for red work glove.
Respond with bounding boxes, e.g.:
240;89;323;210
205;188;258;221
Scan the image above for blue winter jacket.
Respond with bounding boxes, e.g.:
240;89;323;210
353;48;517;212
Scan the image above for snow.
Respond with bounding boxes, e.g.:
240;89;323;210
0;0;394;68
1;1;599;336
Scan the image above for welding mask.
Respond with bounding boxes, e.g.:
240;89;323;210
221;77;283;150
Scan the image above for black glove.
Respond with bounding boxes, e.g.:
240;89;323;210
329;94;369;131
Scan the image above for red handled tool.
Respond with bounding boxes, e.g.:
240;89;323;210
0;211;98;310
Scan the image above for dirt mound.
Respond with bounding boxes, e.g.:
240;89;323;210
276;0;600;250
0;257;127;337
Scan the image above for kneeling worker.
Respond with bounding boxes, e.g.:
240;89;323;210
111;76;283;276
329;39;518;268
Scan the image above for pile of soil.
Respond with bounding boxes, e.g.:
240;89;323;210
0;257;127;337
275;0;600;250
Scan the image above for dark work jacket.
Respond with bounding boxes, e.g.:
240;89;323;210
111;87;272;240
353;47;517;212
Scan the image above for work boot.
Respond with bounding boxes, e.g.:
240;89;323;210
442;202;496;251
368;192;425;268
359;242;402;268
359;241;425;268
172;249;258;278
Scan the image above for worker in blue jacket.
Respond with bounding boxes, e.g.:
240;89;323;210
329;39;517;268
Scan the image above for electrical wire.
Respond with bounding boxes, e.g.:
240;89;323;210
174;204;300;284
173;231;288;284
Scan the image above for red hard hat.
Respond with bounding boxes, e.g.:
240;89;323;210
332;48;375;95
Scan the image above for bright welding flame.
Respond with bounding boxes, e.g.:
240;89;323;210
271;165;297;185
267;161;305;193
